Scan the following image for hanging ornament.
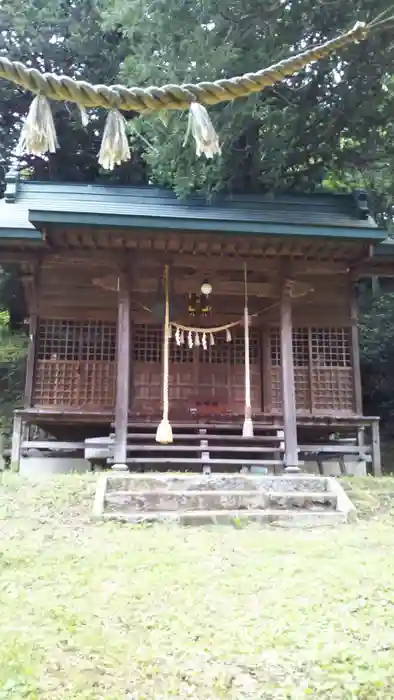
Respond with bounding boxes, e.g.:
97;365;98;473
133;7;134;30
210;332;215;346
183;102;221;159
180;329;185;345
98;109;131;171
195;331;200;346
17;95;59;158
202;332;207;350
175;327;181;346
226;328;232;342
188;331;193;348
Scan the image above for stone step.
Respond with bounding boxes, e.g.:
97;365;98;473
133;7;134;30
102;509;348;526
104;489;337;513
105;473;329;493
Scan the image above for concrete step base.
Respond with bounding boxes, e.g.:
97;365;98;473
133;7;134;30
93;472;356;526
102;509;348;527
104;489;338;513
105;473;330;493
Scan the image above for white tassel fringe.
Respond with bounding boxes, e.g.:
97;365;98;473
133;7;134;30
98;108;131;171
183;102;221;159
17;95;59;157
156;417;173;444
242;418;254;438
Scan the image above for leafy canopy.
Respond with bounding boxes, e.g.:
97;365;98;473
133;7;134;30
101;0;394;197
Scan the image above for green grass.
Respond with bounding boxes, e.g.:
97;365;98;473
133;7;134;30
1;474;394;699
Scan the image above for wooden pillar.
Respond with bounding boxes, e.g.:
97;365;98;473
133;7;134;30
10;413;23;472
280;286;299;472
113;277;131;471
24;261;41;408
350;283;363;416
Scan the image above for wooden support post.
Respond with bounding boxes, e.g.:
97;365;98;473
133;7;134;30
280;286;300;473
350;284;363;416
371;418;382;477
10;414;23;472
113;277;131;471
24;261;41;408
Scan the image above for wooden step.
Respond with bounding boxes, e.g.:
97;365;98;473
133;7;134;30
124;445;283;453
112;422;283;431
122;458;283;465
115;433;284;442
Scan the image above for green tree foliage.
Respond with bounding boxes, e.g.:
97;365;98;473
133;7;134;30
0;272;27;432
359;287;394;425
99;0;394;197
0;0;148;429
0;0;146;189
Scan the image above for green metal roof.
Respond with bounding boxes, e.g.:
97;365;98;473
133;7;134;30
0;175;385;242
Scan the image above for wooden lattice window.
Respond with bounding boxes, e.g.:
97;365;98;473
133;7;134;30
199;329;259;364
33;319;116;408
131;324;261;414
132;325;194;363
268;326;354;415
132;324;162;363
310;327;353;412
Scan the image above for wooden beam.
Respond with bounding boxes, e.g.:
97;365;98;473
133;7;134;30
350;283;363;415
0;248;353;275
280;285;299;472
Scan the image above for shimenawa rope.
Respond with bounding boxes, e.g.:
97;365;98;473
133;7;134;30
242;263;254;438
156;264;173;444
0;14;392;168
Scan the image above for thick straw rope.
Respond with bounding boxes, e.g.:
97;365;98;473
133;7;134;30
156;264;173;444
0;22;372;113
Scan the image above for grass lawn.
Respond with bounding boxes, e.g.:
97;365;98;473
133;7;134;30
1;474;394;699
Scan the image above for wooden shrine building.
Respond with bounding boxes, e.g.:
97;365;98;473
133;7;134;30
0;170;391;474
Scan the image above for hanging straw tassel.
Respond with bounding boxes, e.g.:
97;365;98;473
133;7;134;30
226;328;232;342
98;108;131;171
17;95;59;157
242;263;254;438
195;331;200;346
183;102;221;159
188;331;193;348
156;264;173;444
202;332;207;350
